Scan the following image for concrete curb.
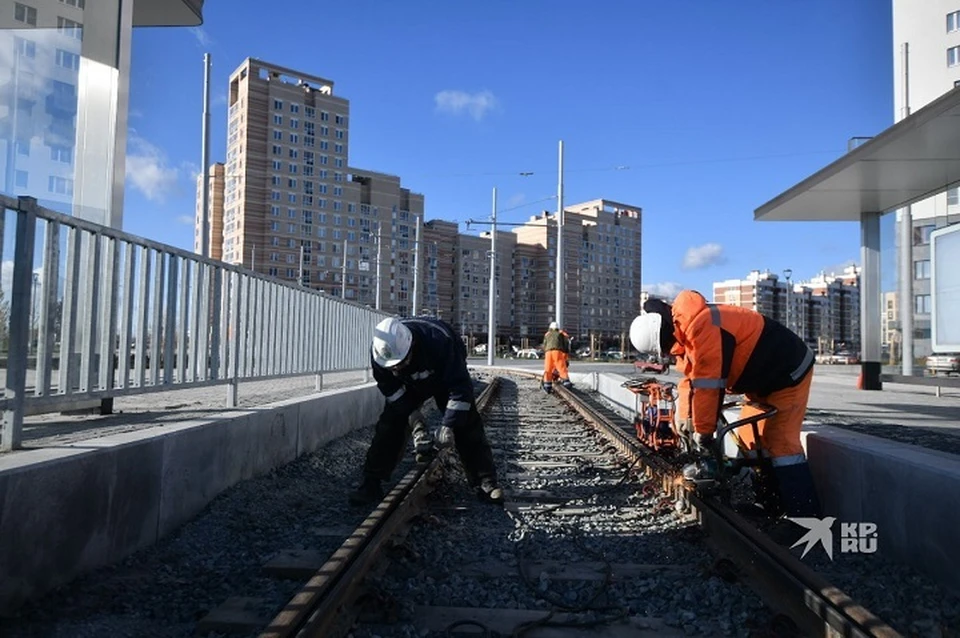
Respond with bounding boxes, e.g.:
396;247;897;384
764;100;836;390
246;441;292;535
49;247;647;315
0;382;383;615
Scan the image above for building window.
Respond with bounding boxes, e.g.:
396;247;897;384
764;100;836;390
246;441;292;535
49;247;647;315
273;130;283;141
914;259;931;280
305;106;315;118
15;37;36;59
914;294;931;315
50;146;72;163
913;224;935;246
950;45;960;68
48;176;74;195
14;170;28;188
274;99;283;110
335;114;344;125
57;16;83;40
320;111;329;121
290;103;299;114
55;49;80;70
949;187;959;207
14;3;37;26
949;10;960;33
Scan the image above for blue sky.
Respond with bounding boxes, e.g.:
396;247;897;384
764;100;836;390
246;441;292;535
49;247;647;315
122;0;898;297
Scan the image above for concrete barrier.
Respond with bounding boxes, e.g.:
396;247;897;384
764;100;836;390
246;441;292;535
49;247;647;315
0;382;383;615
566;369;960;592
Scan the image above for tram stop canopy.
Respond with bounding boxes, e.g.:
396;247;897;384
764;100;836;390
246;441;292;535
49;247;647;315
753;85;960;390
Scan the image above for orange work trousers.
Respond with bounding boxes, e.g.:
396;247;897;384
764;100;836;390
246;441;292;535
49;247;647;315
735;367;813;459
543;350;569;382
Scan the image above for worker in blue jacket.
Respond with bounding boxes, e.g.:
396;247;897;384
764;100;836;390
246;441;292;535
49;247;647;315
348;316;503;505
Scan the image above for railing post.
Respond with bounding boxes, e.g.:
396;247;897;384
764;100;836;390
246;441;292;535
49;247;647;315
226;270;242;408
2;197;38;451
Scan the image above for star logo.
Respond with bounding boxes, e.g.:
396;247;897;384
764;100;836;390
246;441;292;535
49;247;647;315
786;516;836;560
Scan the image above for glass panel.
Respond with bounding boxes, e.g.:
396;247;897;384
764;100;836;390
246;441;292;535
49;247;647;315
1;24;81;216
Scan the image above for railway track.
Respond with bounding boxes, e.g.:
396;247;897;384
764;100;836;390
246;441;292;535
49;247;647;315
247;371;901;638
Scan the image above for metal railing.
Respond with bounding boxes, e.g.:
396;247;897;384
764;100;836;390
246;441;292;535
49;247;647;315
0;195;390;451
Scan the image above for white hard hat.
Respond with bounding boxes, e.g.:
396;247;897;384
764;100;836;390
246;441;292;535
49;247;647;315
549;321;558;330
629;313;662;356
372;317;413;368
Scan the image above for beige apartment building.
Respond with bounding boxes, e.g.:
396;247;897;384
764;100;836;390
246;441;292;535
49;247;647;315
194;162;225;259
511;199;643;347
713;267;861;353
199;58;423;315
195;61;643;345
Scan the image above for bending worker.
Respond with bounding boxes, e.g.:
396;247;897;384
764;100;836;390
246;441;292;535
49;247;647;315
542;321;572;392
629;291;821;518
349;316;503;505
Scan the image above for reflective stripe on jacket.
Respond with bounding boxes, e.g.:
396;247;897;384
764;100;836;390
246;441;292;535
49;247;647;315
671;290;814;435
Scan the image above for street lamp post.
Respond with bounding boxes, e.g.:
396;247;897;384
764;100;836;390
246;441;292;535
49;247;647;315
555;140;564;329
783;268;793;334
487;187;497;366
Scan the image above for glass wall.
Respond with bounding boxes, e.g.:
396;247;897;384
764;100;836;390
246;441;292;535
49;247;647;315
1;0;127;228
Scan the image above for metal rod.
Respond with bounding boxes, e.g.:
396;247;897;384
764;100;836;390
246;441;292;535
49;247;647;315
555;140;564;329
200;53;212;259
341;239;347;298
898;42;913;376
412;216;421;316
298;244;304;287
487;187;497;366
375;222;382;311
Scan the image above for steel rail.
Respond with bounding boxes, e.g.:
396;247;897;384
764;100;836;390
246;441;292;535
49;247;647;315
258;376;502;638
551;381;902;638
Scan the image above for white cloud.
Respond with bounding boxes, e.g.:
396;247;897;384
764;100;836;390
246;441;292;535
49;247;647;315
434;90;499;121
682;243;726;270
213;92;228;107
643;282;684;299
506;193;526;208
191;27;213;48
125;131;180;202
176;215;194;226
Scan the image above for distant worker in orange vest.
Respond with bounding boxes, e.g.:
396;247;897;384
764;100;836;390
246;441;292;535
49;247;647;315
542;321;572;393
630;291;820;518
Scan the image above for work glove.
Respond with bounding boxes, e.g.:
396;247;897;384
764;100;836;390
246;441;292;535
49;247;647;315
693;432;715;452
437;425;455;450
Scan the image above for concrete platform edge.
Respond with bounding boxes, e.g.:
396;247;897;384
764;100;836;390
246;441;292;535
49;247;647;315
548;368;960;593
0;382;383;615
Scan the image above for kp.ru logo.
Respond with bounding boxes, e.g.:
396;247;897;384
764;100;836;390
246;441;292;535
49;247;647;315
786;517;878;560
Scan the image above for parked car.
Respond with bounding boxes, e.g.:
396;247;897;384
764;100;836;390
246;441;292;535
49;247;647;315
926;353;960;376
634;354;668;374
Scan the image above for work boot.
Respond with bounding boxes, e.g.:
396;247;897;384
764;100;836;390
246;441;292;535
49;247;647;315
348;476;383;506
561;379;573;389
773;463;822;518
542;381;553;394
437;425;455;450
477;478;504;504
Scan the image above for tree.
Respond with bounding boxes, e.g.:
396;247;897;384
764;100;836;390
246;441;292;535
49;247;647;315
0;288;9;355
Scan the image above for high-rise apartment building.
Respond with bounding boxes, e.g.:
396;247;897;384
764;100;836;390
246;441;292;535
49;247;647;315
421;219;458;320
892;1;960;359
194;162;225;259
713;267;861;352
512;199;642;346
209;58;423;314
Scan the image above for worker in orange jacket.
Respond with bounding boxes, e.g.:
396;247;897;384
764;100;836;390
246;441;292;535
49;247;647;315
541;321;572;392
630;291;820;518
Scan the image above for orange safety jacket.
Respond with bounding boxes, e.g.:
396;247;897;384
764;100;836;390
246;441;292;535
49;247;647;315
669;291;814;435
